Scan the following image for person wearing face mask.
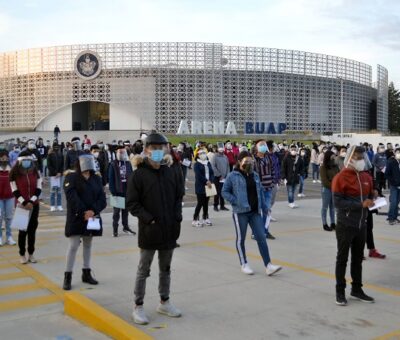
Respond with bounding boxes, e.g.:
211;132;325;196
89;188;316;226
26;139;43;174
62;154;107;291
192;148;214;227
282;145;304;208
224;142;237;171
36;138;48;174
176;142;191;187
320;150;339;231
310;143;320;183
222;151;282;276
47;143;64;212
108;147;135;237
9;151;42;264
385;147;400;225
126;132;183;325
253;140;275;239
9;144;21;167
210;144;230;213
335;146;347;170
91;145;107;186
332;146;375;306
0;150;16;246
297;148;308;199
64;137;83;171
372;143;387;197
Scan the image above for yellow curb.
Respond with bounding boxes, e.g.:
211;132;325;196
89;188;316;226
64;291;153;340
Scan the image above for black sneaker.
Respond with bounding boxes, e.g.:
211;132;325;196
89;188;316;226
266;232;276;240
336;293;347;306
123;227;137;235
220;207;229;211
330;223;336;230
350;290;375;303
213;206;219;212
323;224;332;231
113;232;118;237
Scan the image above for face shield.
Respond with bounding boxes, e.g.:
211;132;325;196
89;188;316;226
79;154;96;172
344;145;367;170
72;140;81;151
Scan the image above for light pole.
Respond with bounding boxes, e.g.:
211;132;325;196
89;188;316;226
338;77;344;136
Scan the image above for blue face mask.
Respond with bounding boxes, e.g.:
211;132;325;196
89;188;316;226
21;160;32;169
150;150;164;163
258;145;268;154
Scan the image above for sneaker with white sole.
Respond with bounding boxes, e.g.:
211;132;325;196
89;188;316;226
57;206;63;211
203;219;213;226
270;216;277;222
156;300;182;317
192;220;202;227
50;206;56;212
0;237;2;246
28;255;37;263
195;220;203;227
132;305;149;325
266;263;282;276
6;236;16;246
313;180;317;183
20;255;28;264
241;263;254;275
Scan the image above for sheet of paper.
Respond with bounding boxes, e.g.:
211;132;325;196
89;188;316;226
182;159;191;167
205;184;217;197
11;206;31;231
110;195;126;209
369;197;387;211
87;217;101;230
50;176;61;188
219;179;225;183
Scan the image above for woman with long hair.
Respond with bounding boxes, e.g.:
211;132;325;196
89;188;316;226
9;151;42;263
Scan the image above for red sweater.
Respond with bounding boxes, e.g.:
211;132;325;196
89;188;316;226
0;167;13;199
10;171;42;205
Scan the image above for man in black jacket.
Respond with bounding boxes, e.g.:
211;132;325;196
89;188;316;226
47;143;64;211
385;148;400;224
281;144;303;208
127;132;183;325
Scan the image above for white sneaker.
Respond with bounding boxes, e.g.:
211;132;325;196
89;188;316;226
288;203;298;209
28;255;37;263
297;194;302;198
6;236;16;246
317;180;321;183
57;206;63;211
195;220;203;227
0;237;2;246
241;263;254;275
156;300;182;317
266;263;282;276
132;305;149;325
313;180;317;183
20;255;28;264
182;202;185;207
50;206;56;212
204;219;213;226
270;216;277;222
192;220;199;227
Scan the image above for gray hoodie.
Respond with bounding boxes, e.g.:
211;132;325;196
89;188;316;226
210;152;230;178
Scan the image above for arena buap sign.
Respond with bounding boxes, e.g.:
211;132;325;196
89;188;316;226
176;120;287;135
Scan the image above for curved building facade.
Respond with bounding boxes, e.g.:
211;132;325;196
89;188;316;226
0;42;388;134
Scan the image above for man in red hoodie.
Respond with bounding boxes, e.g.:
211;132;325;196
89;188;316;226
0;150;16;246
332;146;375;306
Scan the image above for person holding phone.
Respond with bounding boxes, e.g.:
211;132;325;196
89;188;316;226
62;154;106;290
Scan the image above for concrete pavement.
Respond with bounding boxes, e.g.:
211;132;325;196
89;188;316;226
1;194;400;339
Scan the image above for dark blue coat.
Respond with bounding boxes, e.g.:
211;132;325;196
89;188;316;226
194;161;214;195
385;157;400;187
108;160;133;196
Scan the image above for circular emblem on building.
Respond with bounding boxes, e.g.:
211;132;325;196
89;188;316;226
74;50;102;80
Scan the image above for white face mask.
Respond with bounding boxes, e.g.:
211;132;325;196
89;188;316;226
117;152;128;161
290;150;297;156
217;147;224;153
352;159;365;172
300;152;305;156
199;154;207;161
395;153;400;160
92;152;99;158
340;152;347;158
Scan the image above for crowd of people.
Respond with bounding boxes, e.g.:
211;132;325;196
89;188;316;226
0;131;398;323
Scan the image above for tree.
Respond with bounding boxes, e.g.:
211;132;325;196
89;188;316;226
388;82;400;133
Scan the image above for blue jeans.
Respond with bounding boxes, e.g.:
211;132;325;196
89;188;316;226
312;163;320;180
0;198;14;239
233;211;271;267
388;185;400;221
321;186;335;225
299;175;305;194
262;189;273;232
50;184;62;206
287;184;298;203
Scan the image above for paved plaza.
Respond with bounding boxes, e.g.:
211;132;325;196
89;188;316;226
0;185;399;339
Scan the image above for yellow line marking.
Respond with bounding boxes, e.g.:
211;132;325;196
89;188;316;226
0;263;14;269
375;236;400;245
0;294;60;312
373;329;400;340
0;283;42;296
201;241;400;297
65;291;153;340
0;271;27;281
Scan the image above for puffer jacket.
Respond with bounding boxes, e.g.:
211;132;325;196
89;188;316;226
332;168;373;229
222;169;267;215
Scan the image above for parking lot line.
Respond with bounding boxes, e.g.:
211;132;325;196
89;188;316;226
0;294;61;312
0;283;41;296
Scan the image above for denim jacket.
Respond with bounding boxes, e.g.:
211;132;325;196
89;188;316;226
222;169;267;215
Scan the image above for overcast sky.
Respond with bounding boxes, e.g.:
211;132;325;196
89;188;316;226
0;0;399;85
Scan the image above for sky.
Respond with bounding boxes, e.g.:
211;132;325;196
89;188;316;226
0;0;399;85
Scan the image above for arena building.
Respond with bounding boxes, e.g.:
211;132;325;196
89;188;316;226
0;42;388;135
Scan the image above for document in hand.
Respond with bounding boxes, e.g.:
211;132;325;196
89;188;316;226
205;184;217;197
11;206;31;231
87;217;101;230
110;195;125;209
368;197;387;211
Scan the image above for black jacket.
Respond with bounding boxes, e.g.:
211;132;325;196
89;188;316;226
47;151;64;176
385;157;400;187
64;172;107;237
281;154;304;185
126;159;183;250
64;150;83;171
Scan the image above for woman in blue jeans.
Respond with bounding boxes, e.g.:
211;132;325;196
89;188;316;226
319;150;339;231
222;151;282;276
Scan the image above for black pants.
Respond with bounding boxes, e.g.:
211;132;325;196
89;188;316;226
213;176;225;208
18;204;39;256
366;211;375;250
112;207;128;233
335;223;366;293
194;193;209;220
375;171;386;195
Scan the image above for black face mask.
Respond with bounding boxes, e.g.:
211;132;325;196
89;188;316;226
0;161;8;167
242;163;254;174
